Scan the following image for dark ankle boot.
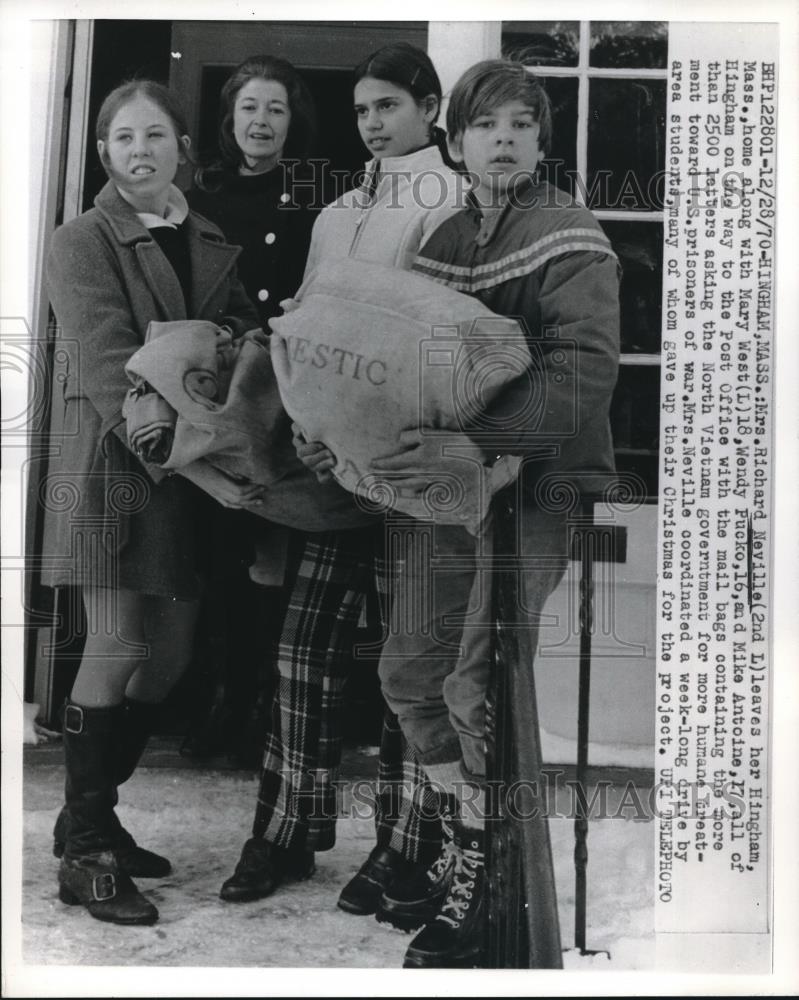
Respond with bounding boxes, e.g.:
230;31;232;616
219;837;315;902
53;698;170;878
57;701;158;926
403;822;486;968
375;818;457;931
338;845;414;916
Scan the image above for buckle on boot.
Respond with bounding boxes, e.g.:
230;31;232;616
64;704;84;734
92;872;116;901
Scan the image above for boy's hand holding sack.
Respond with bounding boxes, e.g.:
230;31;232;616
269;259;531;531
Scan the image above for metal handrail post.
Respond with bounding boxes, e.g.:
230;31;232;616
574;499;595;953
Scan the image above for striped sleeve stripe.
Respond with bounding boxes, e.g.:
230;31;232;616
471;228;614;281
471;239;617;293
410;263;473;292
414;231;617;293
414;257;474;279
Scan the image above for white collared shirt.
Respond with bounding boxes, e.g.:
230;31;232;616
132;184;190;230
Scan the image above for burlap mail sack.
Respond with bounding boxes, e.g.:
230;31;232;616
270;260;531;529
124;322;290;481
123;320;372;532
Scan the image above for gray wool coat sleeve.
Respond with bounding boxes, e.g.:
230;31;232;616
46;222;163;473
41;181;262;597
46;202;260;482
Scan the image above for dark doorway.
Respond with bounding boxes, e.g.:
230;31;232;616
81;20;173;211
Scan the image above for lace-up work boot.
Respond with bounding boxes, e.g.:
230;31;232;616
375;818;456;931
402;822;486;968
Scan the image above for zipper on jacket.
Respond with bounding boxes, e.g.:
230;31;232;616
348;163;385;256
349;205;370;257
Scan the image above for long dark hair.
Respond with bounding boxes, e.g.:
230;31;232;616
195;54;316;189
353;42;442;113
352;43;454;165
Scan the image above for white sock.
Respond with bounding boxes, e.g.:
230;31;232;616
422;761;485;831
460;785;486;831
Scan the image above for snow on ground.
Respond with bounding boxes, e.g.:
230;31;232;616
540;727;653;769
20;758;653;970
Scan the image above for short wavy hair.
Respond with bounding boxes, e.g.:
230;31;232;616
216;54;316;168
446;59;552;156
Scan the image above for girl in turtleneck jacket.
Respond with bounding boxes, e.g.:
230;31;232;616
219;43;469;921
303;117;463;274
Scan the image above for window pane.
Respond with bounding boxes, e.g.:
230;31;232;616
590;21;668;68
587;78;666;211
502;21;580;66
610;366;661;496
538;76;578;197
600;221;663;354
614;449;660;499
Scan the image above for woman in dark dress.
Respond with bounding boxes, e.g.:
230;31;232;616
183;56;321;759
187;54;319;329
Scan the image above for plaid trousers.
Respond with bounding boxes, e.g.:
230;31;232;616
252;523;442;860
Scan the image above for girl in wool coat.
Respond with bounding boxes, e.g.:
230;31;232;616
42;79;262;926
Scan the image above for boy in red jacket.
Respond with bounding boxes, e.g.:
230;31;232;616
372;59;620;967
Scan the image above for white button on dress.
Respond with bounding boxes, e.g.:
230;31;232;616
257;289;269;302
264;232;276;245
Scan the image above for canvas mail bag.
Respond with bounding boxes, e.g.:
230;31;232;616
270;260;531;529
122;320;372;532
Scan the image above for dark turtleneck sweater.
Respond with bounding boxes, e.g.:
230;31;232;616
186;163;320;329
149;223;192;308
